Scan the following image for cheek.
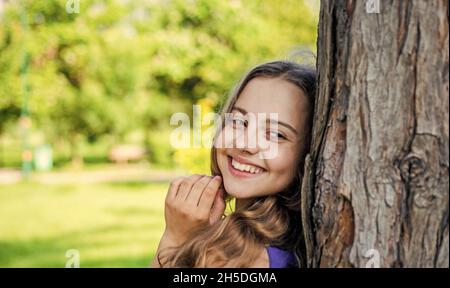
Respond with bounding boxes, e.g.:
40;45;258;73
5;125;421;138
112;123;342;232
215;126;234;149
216;148;227;170
267;147;299;178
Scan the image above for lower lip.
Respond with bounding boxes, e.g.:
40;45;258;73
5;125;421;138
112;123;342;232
227;156;266;178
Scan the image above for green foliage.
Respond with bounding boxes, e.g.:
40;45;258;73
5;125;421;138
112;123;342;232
174;147;211;175
0;0;318;167
147;130;174;168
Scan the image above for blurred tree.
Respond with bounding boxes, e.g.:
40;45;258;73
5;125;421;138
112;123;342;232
0;0;318;166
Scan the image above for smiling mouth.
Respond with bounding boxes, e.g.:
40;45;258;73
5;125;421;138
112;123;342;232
227;156;266;178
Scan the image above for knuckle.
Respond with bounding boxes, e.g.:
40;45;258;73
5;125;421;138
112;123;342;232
170;177;184;188
171;199;183;208
193;212;207;222
201;175;213;183
179;182;189;190
195;174;207;178
165;198;175;207
166;203;176;213
178;207;189;216
192;174;206;182
194;176;211;188
193;178;209;189
204;186;217;195
185;176;198;185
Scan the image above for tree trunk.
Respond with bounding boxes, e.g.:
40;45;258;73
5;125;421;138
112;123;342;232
301;0;449;268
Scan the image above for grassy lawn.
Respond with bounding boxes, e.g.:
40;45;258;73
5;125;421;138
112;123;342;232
0;181;168;267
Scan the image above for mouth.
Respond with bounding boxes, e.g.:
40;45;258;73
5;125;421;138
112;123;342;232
227;155;266;178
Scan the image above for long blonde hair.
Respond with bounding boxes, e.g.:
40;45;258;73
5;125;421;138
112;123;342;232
159;61;316;267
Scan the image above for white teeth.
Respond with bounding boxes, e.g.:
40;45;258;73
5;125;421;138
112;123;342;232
231;158;263;174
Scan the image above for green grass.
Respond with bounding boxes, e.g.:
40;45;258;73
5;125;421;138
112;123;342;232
0;181;168;267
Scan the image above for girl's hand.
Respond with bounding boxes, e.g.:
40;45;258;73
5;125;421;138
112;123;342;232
162;174;226;246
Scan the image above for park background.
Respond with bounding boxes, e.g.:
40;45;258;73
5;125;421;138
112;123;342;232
0;0;318;267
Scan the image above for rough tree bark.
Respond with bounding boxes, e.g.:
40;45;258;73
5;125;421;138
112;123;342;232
301;0;449;267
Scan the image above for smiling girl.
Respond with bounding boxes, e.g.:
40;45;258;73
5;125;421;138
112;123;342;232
151;60;316;268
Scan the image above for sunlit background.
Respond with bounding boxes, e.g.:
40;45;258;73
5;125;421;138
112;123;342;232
0;0;318;267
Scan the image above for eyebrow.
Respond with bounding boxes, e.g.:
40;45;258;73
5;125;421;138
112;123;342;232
232;106;299;135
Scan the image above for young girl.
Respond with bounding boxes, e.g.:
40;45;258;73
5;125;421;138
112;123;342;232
151;60;316;268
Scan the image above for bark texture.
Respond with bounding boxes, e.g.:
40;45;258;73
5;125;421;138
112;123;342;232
301;0;449;268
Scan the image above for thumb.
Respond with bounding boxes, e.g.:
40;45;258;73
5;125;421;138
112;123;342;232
209;188;226;225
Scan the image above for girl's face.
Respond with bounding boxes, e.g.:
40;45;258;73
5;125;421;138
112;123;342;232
216;77;310;199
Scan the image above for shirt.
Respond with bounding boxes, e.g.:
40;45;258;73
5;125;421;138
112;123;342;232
266;246;298;268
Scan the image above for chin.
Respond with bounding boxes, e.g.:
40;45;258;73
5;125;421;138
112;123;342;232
221;177;239;197
221;177;263;199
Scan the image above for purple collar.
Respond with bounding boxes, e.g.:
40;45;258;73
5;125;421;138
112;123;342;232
266;246;297;268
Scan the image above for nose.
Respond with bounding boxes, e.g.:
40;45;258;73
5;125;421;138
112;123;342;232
235;122;260;155
242;139;259;155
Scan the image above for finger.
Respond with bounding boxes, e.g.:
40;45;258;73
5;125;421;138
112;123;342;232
209;188;226;225
197;176;222;214
185;175;213;205
176;174;203;201
166;177;185;201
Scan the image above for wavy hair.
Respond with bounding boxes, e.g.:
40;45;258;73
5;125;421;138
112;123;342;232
159;60;316;267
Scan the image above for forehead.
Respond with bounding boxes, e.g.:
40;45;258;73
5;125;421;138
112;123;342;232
234;77;309;130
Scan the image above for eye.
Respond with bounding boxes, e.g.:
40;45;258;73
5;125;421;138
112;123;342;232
231;116;247;129
267;130;286;141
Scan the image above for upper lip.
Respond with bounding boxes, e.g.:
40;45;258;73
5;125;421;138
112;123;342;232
229;154;266;171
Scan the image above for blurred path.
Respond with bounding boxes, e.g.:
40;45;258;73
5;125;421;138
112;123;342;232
0;164;188;185
0;169;21;184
